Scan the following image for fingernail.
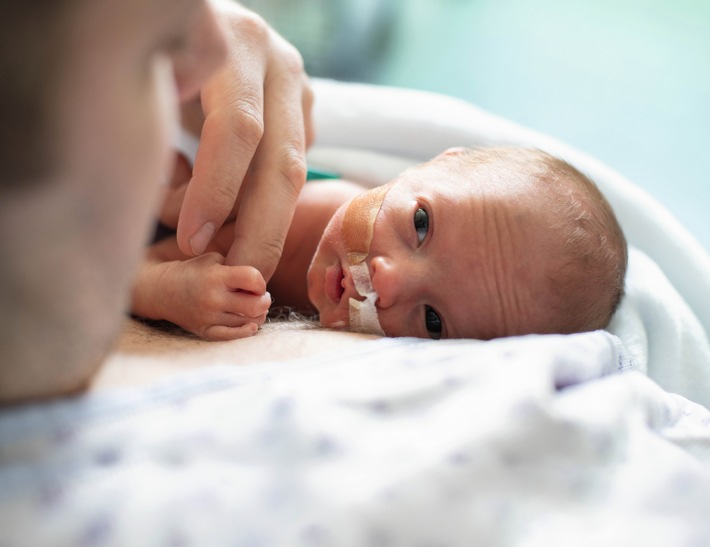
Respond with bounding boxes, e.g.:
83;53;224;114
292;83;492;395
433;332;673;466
189;222;216;255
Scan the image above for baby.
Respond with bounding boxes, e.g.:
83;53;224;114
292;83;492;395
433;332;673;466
132;147;628;340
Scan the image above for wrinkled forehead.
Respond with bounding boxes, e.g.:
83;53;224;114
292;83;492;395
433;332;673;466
387;154;539;207
401;153;556;250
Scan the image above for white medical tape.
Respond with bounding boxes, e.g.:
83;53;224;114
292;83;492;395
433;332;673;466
340;185;392;336
348;262;385;335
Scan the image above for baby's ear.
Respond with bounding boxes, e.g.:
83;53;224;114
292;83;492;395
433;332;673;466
434;147;467;160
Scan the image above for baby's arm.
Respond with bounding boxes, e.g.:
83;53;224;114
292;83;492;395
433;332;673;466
131;237;271;340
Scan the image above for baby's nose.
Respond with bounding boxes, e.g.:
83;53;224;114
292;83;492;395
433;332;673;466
369;256;405;309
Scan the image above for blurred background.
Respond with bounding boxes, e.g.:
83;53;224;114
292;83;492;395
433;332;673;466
241;0;709;253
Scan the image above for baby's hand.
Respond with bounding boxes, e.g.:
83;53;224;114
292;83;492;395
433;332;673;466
161;252;271;340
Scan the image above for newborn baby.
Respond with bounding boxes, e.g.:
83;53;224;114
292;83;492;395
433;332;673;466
132;147;627;340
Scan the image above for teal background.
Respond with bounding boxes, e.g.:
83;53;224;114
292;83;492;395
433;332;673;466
245;0;710;253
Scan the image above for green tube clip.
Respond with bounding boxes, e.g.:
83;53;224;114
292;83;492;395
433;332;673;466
306;165;341;181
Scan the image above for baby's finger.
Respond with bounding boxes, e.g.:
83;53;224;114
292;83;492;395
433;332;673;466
224;291;272;320
204;323;259;341
221;265;267;295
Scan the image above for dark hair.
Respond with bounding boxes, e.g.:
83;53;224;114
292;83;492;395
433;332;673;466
0;2;78;188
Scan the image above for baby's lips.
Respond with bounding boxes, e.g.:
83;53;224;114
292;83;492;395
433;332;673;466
324;262;345;305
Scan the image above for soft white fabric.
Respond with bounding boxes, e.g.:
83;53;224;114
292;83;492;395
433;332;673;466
1;332;709;547
608;248;710;409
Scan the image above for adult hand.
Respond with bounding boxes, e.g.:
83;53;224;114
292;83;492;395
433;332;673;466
173;1;314;283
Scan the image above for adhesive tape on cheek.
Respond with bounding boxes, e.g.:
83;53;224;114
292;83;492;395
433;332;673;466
341;185;391;335
342;184;390;255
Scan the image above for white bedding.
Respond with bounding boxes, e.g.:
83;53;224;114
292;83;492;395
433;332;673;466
1;333;709;546
1;80;710;546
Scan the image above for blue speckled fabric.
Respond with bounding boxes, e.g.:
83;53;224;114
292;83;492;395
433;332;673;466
1;332;709;547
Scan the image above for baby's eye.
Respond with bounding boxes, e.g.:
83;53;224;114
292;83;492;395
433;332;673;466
414;207;429;244
424;305;442;340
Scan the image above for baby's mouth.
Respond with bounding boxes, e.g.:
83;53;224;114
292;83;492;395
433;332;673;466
324;262;345;304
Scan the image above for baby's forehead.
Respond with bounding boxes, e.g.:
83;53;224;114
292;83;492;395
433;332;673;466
391;157;542;207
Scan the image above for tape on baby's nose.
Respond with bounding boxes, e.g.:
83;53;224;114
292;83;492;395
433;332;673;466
341;185;390;336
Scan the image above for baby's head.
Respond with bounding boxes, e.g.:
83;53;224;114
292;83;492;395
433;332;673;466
307;147;627;340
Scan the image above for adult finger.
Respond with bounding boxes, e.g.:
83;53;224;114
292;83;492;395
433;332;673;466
225;53;310;280
223;290;271;319
176;64;266;257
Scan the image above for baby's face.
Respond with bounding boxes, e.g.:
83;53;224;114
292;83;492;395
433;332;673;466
307;155;551;339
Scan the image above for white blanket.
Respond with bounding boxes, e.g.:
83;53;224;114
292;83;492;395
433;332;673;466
1;332;709;547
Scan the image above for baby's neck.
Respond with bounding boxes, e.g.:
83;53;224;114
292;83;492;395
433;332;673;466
268;180;363;313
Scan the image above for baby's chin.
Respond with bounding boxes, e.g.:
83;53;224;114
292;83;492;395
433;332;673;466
318;310;349;330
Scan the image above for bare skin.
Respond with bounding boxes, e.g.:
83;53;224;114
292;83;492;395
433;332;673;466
91;317;377;392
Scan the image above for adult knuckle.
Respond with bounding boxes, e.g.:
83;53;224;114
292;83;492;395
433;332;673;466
232;10;269;43
230;100;265;147
279;150;307;196
280;43;305;75
210;177;241;206
260;238;286;266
